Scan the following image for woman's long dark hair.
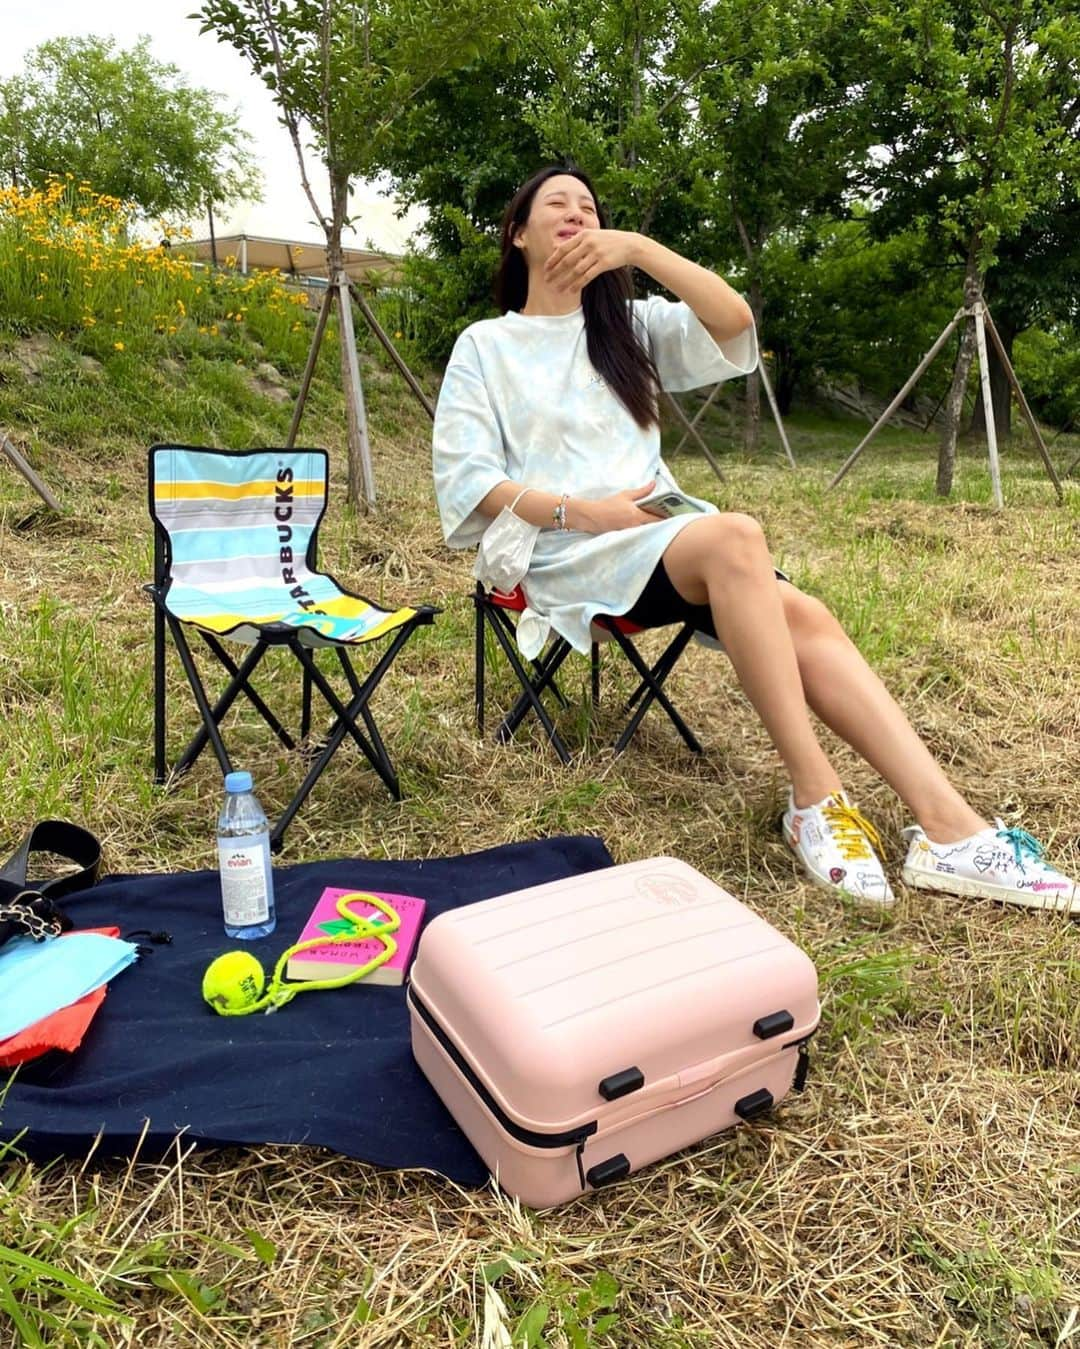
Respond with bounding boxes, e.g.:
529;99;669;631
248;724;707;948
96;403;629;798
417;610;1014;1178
495;164;660;430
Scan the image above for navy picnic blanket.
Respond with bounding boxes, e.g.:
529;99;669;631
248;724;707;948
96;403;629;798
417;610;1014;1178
0;835;614;1184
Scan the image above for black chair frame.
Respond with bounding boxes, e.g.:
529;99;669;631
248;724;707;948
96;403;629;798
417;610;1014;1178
473;583;703;765
148;530;435;852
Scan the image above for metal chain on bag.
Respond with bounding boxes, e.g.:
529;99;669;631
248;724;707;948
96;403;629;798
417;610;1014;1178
0;821;100;950
0;891;64;942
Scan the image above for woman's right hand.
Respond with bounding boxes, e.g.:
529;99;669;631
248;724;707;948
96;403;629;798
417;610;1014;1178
569;482;663;534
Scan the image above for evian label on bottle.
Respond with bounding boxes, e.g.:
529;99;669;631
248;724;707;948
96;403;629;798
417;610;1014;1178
218;837;271;926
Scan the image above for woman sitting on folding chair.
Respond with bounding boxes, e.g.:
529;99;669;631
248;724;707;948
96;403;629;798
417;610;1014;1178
432;164;1076;914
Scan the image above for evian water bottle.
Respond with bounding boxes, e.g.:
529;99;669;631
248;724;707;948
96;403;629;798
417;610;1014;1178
217;771;276;939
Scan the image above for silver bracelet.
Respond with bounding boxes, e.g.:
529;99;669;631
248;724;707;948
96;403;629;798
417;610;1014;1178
553;493;569;531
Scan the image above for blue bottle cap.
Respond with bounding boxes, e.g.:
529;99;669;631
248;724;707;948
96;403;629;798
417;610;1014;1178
224;770;254;793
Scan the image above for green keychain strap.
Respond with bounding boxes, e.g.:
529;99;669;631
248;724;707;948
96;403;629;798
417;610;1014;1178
216;891;401;1016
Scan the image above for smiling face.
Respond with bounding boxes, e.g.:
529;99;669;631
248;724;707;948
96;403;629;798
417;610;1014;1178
513;173;599;266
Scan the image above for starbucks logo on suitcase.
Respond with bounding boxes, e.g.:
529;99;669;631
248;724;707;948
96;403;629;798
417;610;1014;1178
635;873;701;909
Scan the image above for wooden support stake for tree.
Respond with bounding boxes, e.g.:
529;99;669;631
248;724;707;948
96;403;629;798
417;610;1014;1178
982;305;1064;502
829;308;966;490
664;392;724;480
758;357;797;468
285;275;435;505
972;304;1003;509
348;282;434;421
831;298;1062;504
673;381;725;455
921;381;951;432
1;432;61;511
287;283;335;448
336;271;376;507
672;359;795;466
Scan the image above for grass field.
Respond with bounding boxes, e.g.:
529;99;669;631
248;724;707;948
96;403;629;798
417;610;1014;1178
1;321;1078;1347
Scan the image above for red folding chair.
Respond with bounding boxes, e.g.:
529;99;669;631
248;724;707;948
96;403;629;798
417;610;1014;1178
473;582;703;764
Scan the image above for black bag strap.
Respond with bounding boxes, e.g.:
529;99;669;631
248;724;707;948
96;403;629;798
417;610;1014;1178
0;820;103;900
0;821;103;944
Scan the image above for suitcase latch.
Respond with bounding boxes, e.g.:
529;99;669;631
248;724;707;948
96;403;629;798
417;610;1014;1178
598;1066;644;1101
794;1039;811;1091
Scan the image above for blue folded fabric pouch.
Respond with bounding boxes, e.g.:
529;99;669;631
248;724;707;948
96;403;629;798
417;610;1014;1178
0;933;139;1041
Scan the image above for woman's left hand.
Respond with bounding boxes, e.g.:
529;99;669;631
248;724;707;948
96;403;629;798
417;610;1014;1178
544;229;642;292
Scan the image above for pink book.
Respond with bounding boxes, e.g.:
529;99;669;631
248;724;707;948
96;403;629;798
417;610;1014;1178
286;887;427;987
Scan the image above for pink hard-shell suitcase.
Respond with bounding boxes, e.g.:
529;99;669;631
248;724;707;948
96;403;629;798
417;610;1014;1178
408;857;820;1208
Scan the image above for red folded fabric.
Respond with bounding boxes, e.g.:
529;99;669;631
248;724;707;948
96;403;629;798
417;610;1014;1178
0;926;119;1067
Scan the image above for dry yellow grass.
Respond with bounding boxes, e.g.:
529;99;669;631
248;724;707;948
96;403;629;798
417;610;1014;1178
1;362;1078;1347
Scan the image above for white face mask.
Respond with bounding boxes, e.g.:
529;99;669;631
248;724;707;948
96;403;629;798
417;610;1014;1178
474;488;540;594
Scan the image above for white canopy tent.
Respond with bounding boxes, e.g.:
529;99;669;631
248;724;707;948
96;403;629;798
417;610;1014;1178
186;233;401;285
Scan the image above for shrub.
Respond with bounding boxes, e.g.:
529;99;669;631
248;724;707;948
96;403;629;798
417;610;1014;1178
0;177;316;373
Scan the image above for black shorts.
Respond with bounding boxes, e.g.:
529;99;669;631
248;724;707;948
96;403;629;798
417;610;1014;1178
622;559;718;636
622;560;789;638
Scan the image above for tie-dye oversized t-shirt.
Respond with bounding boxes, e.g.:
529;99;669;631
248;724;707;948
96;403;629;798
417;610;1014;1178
432;296;757;654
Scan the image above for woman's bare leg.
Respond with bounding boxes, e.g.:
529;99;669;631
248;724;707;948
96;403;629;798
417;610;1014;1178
663;514;987;842
662;514;842;807
778;586;988;842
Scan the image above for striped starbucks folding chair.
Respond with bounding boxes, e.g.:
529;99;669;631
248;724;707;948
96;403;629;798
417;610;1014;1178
147;444;437;849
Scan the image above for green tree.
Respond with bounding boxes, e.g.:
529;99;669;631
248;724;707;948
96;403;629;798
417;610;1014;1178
0;36;259;220
383;31;547;358
378;0;874;450
196;0;511;505
1013;321;1080;432
969;191;1080;437
685;0;876;451
519;0;711;240
380;0;749;353
387;0;720;309
858;0;1080;493
757;219;957;415
388;30;547;240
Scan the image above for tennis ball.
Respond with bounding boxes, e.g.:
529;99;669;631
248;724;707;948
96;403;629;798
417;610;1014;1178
202;950;265;1014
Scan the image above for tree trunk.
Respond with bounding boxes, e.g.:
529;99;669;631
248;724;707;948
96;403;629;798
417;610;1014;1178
336;275;367;508
970;318;1014;439
937;260;982;496
328;242;360;507
743;278;763;454
776;355;797;416
628;28;642;168
327;170;370;509
732;207;764;456
207;199;217;267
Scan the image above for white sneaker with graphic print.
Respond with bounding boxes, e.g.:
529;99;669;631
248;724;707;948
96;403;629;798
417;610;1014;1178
782;789;895;908
901;821;1078;915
